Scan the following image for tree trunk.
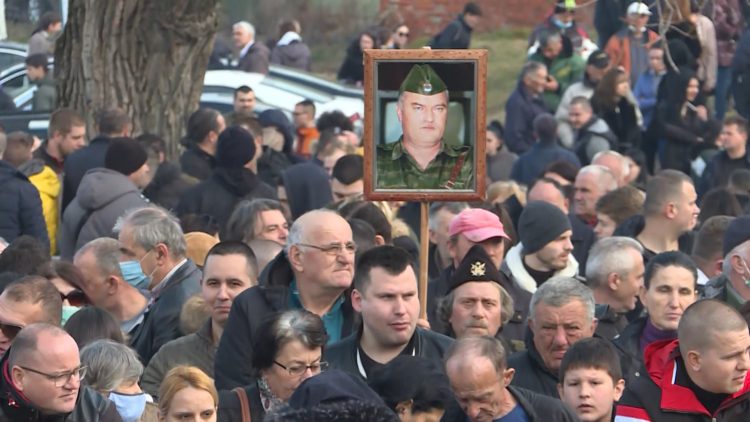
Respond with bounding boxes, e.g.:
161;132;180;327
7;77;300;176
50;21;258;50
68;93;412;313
55;0;219;160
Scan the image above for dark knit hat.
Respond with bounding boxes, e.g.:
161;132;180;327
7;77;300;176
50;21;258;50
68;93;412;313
449;245;504;292
104;137;148;176
586;50;610;69
723;215;750;256
519;201;572;255
216;125;256;169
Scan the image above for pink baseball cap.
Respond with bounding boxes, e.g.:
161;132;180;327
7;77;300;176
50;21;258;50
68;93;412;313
448;208;509;242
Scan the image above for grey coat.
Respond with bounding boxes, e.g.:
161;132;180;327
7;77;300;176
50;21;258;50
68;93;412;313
270;41;312;71
58;168;149;260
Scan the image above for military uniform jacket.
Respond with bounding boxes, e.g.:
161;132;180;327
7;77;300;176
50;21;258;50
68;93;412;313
376;138;472;189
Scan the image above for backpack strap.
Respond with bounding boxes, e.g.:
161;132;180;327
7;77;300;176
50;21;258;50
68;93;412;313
233;387;252;422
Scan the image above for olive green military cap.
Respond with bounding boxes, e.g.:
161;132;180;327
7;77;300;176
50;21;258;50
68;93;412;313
399;64;447;95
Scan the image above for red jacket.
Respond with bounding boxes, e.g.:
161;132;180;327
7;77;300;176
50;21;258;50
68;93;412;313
615;339;750;421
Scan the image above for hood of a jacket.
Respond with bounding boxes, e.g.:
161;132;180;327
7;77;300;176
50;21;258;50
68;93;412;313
583;117;614;136
643;339;750;414
282;162;333;220
504;242;579;293
148;161;184;190
77;168;140;211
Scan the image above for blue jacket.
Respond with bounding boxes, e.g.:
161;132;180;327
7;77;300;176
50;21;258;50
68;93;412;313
0;160;48;248
510;142;581;186
504;83;550;154
634;69;664;128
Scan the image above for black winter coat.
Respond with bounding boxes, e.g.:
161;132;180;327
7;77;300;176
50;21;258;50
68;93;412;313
142;162;198;211
430;15;473;49
0;160;48;248
507;332;562;398
613;315;649;388
179;145;216;181
130;260;202;365
61;135;110;212
324;328;453;379
175;167;276;237
593;96;642;152
217;383;265;422
697;149;750;197
442;385;579;422
214;252;357;390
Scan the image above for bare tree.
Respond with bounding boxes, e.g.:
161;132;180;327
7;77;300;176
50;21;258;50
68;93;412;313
55;0;219;159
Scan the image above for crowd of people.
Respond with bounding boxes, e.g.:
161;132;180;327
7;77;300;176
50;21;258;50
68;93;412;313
2;0;750;421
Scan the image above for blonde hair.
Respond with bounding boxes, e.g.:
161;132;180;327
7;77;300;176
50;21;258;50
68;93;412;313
158;366;218;416
487;181;526;206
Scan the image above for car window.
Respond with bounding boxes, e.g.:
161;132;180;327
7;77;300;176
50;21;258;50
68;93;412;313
2;72;31;98
0;51;25;73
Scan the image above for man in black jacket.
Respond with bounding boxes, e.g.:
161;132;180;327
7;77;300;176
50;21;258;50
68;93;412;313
616;299;750;421
214;209;357;389
61;107;131;212
507;276;597;398
444;336;579;422
698;116;750;196
325;246;453;379
116;206;202;365
430;2;482;49
0;324;122;421
0;150;48;248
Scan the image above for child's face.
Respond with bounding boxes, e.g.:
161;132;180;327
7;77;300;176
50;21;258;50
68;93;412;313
558;367;624;422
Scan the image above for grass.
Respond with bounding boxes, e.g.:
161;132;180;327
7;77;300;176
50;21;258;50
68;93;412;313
309;28;531;123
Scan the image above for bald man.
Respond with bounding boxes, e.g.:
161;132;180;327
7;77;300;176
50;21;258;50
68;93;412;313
214;209;358;389
592;151;629;187
615;300;750;421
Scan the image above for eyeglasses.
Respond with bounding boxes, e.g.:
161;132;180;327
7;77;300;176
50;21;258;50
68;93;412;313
274;360;328;377
0;322;22;340
60;290;89;307
297;242;357;256
397;32;409;37
19;365;87;387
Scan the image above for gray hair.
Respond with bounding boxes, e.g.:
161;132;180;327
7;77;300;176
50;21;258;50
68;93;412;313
114;206;186;257
578;164;618;191
233;21;255;37
723;241;750;276
437;283;515;335
585;237;644;289
445;336;508;374
428;202;468;232
529;277;595;322
521;61;546;80
225;199;286;244
592;150;630;180
284;209;342;255
80;340;143;393
74;237;123;279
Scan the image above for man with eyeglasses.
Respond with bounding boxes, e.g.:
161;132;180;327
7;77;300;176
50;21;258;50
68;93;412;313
325;245;453;380
0;324;122;420
0;275;62;357
215;209;357;389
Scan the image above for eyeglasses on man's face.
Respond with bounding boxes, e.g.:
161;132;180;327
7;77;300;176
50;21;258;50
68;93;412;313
296;242;357;256
18;365;87;387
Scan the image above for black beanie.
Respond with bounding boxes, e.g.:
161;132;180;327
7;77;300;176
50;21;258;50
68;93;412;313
104;137;148;176
519;201;572;255
216;125;256;169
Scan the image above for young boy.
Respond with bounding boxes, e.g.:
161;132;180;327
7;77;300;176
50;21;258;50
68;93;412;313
558;337;625;422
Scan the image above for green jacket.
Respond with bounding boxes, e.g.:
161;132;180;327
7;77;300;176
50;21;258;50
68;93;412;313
529;51;585;111
32;72;56;111
376;138;473;189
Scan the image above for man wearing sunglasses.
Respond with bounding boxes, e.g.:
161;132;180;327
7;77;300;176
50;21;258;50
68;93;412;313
215;209;357;389
0;324;121;420
0;275;62;357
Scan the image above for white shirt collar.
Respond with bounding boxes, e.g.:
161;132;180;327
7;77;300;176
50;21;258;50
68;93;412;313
239;40;254;59
152;258;188;296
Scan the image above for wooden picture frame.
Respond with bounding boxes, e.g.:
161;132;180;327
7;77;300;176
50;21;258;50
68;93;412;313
363;49;488;201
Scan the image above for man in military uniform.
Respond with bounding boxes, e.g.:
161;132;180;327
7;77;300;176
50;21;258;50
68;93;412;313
377;63;473;189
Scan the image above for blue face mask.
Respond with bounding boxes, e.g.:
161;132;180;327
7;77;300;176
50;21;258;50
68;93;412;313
61;305;80;325
119;261;150;290
552;16;573;29
108;392;148;422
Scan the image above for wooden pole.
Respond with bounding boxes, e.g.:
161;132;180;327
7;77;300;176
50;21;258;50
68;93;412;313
419;201;429;320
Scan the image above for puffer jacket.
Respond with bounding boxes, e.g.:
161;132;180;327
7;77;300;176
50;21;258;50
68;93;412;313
0;160;48;248
23;160;61;254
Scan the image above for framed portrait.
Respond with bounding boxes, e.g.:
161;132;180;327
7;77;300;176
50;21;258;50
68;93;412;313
363;49;488;201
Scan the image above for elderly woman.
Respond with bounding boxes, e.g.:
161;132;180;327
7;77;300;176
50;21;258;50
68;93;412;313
217;309;328;421
80;339;157;422
159;366;218;422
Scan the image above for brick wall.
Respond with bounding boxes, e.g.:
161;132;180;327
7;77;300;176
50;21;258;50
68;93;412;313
380;0;595;38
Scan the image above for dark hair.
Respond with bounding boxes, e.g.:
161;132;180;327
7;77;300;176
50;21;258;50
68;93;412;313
234;85;253;97
251;310;327;375
266;401;399;422
354;246;413;292
48;261;85;290
296;99;316;119
316;110;353;133
3;131;34;167
3;276;61;325
204;241;258;280
36;11;61;33
368;356;451;414
279;20;299;36
595;185;645;226
543;160;579;184
95;107;130;136
464;2;482;15
179;214;220;237
644;251;698;290
559;337;622;382
136;133;167;157
698;188;742;223
643;170;693;216
24;53;48;70
339;201;392;244
332;154;363;185
224;198;287;243
591;67;628;111
487;119;504;141
313;128;347;157
184;108;222;146
48;108;85;138
348;218;377;258
64;307;125;348
0;235;50;275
